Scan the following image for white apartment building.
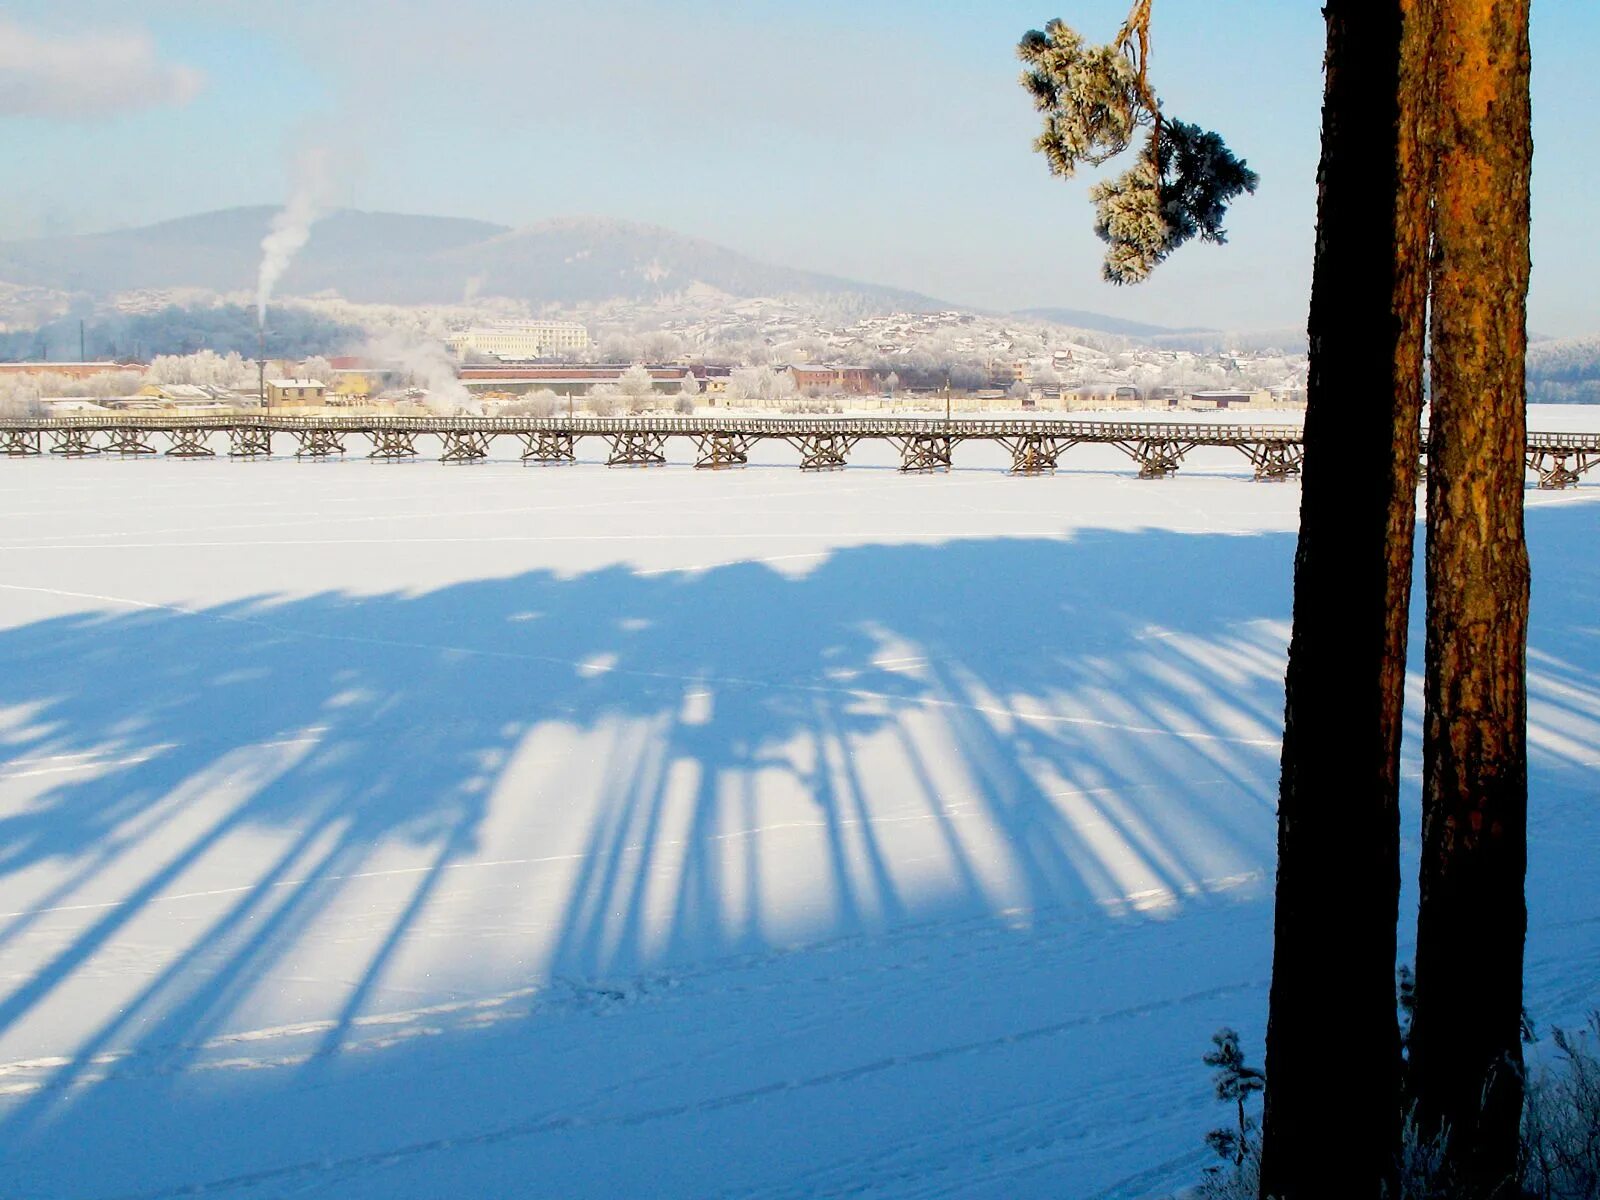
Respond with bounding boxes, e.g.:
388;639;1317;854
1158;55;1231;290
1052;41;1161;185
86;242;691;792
446;321;591;360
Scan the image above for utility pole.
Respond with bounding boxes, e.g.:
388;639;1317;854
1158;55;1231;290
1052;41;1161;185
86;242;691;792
256;321;268;410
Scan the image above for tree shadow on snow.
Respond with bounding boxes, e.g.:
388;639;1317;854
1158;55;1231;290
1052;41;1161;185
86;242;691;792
0;506;1588;1196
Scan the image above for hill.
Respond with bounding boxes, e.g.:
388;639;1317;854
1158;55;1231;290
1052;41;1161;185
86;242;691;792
0;208;943;312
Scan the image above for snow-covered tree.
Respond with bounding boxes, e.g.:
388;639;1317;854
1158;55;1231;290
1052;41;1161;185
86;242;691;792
0;377;43;416
617;365;655;399
1018;4;1257;283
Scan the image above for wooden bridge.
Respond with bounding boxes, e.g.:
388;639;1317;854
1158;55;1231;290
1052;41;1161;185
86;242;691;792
1;414;1596;487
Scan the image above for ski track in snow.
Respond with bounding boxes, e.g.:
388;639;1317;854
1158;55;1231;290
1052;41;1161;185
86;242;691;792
0;434;1596;1200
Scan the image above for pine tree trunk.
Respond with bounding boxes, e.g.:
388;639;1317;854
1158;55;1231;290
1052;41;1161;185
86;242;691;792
1257;3;1431;1195
1408;3;1533;1194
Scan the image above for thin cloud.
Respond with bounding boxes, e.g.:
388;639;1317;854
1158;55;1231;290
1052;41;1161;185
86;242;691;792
0;20;204;119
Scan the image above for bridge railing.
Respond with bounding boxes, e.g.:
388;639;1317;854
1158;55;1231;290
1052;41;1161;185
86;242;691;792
4;412;1598;454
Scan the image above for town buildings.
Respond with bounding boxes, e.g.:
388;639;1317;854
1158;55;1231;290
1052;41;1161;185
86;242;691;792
445;321;592;360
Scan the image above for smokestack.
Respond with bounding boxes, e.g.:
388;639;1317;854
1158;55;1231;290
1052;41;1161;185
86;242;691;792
257;317;267;409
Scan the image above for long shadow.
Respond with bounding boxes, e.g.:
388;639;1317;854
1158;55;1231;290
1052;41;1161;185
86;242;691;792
0;505;1591;1197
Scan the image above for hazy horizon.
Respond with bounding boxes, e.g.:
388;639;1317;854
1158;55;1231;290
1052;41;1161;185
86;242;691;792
4;2;1597;335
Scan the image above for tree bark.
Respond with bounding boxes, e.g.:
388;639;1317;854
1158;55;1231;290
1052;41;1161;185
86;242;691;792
1408;3;1533;1194
1258;3;1431;1196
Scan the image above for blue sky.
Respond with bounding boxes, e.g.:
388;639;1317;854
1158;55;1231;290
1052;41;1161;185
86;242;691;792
3;1;1596;334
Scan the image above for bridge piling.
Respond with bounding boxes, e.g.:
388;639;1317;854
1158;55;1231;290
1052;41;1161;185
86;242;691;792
1;429;41;457
692;432;751;469
1243;440;1304;482
1003;434;1062;474
519;431;576;464
788;432;858;470
896;434;953;473
106;427;158;456
292;428;345;458
49;428;101;457
1527;448;1594;490
166;427;217;457
229;428;273;458
366;429;418;460
440;430;493;463
605;431;668;467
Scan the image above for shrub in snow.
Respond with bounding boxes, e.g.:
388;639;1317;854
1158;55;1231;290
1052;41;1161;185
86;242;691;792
673;395;695;415
1523;1013;1600;1200
1197;1027;1265;1196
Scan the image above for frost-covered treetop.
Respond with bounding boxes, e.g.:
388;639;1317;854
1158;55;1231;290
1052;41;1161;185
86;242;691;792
1018;0;1259;285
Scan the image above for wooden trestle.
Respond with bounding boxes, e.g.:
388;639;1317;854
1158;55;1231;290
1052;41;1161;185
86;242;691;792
1526;447;1596;490
1;416;1595;489
1243;440;1305;482
166;426;216;457
106;427;158;455
894;433;953;472
786;431;859;470
50;428;100;456
1000;433;1067;474
1;429;41;457
229;428;273;457
692;431;752;469
440;430;492;463
604;431;668;467
519;431;576;464
366;429;418;459
293;428;346;457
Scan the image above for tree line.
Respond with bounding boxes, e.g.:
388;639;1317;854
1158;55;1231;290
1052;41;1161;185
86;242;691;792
0;303;363;364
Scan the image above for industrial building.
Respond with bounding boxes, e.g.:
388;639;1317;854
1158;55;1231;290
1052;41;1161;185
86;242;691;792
445;321;592;360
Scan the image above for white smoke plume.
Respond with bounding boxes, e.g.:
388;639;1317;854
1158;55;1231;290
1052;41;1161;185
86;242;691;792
362;331;480;416
257;145;334;326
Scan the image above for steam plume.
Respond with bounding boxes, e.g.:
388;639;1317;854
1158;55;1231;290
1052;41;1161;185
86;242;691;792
257;146;333;325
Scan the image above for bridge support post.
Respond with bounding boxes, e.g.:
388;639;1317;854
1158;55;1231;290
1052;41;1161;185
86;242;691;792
292;428;345;458
1119;437;1189;479
605;431;668;467
1005;433;1062;474
1526;448;1592;490
106;427;158;455
897;434;953;472
788;432;857;470
693;432;750;469
166;427;217;457
440;431;493;463
365;429;418;459
229;427;273;457
1244;440;1304;482
49;428;101;457
1;429;42;457
518;431;576;464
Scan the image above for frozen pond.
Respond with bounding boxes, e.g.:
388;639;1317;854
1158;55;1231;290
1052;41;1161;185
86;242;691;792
1;440;1596;1198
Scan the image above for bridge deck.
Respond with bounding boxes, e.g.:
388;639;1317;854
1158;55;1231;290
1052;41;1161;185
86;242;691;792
2;415;1596;485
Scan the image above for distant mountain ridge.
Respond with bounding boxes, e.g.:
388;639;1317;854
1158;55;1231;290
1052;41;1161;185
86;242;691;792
0;208;945;311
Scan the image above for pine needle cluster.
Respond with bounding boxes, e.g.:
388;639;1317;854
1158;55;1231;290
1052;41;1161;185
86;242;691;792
1018;4;1258;284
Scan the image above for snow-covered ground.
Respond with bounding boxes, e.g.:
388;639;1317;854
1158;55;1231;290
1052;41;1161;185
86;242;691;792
0;429;1596;1199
